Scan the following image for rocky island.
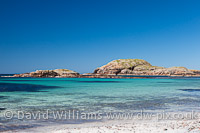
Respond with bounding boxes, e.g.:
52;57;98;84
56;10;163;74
13;59;200;78
93;59;200;76
14;69;79;78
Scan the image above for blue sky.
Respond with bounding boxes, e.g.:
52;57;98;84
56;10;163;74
0;0;200;74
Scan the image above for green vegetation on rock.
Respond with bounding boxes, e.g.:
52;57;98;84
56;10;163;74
102;59;152;69
54;69;78;74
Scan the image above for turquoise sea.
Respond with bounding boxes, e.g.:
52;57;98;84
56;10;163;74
0;77;200;131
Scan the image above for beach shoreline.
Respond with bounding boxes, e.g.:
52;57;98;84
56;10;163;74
4;118;200;133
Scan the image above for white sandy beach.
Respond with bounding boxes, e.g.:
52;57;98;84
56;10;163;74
4;118;200;133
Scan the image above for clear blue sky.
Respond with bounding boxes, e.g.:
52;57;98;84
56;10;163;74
0;0;200;74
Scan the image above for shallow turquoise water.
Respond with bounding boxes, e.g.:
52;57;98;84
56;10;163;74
0;77;200;130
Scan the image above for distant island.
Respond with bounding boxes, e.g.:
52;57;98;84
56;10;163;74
12;59;200;78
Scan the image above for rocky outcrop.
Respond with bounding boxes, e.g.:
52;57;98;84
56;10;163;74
94;59;152;74
94;59;200;76
14;69;79;78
